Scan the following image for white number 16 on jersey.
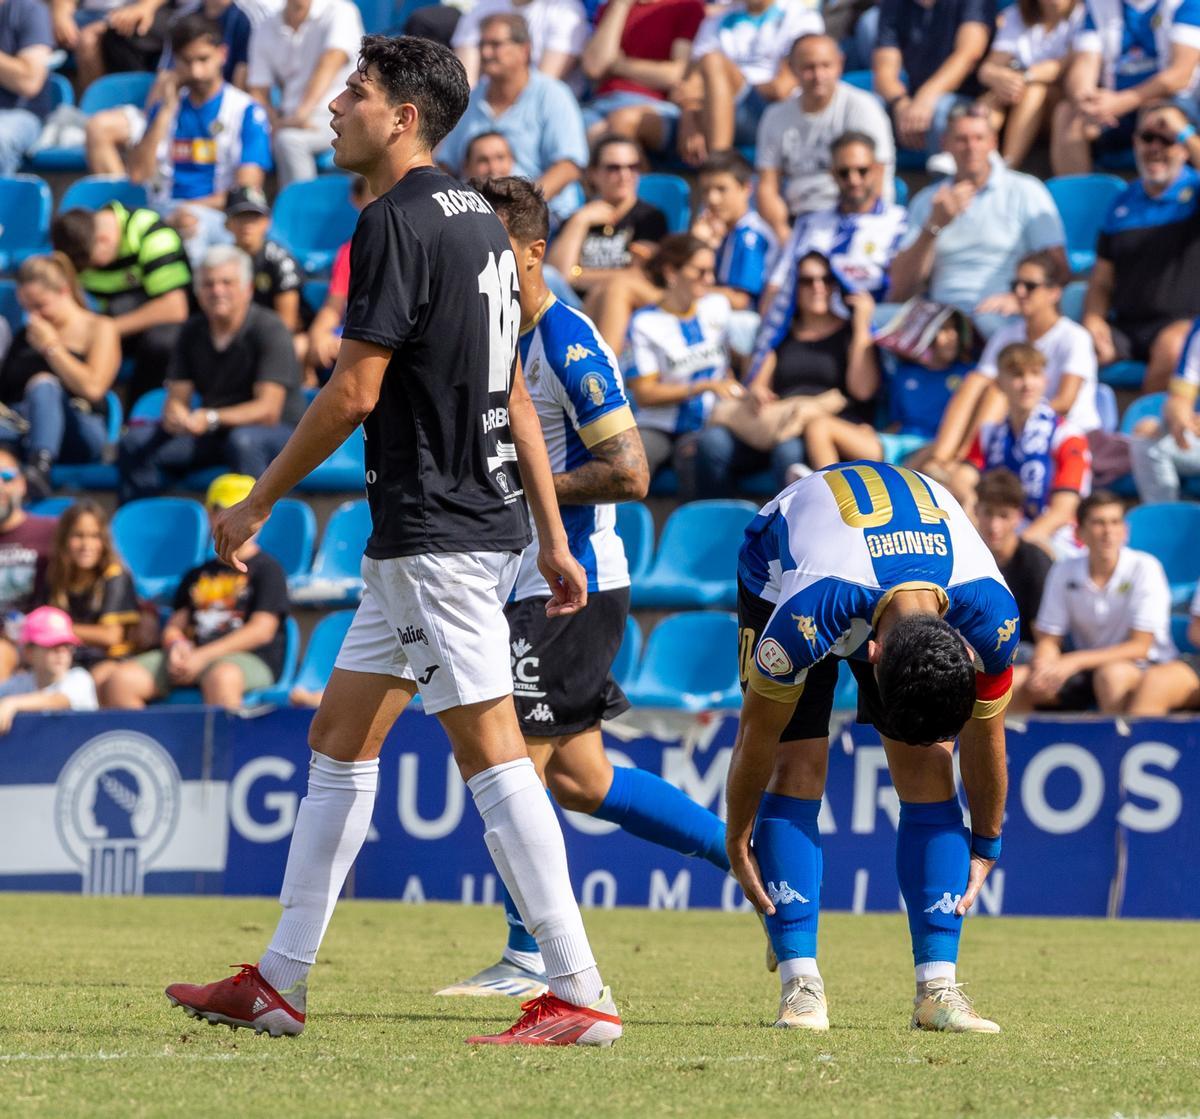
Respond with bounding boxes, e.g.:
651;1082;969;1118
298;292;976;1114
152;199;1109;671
477;250;521;396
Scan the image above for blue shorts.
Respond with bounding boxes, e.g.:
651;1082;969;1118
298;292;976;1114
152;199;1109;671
734;86;769;149
582;90;681;148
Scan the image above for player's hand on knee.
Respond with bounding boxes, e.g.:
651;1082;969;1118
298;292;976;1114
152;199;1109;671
728;839;774;915
956;854;996;915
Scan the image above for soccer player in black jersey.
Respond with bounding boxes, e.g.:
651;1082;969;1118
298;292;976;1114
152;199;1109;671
165;36;622;1048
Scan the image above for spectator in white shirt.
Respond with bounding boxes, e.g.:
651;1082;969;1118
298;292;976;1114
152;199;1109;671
976;0;1082;168
0;606;98;734
452;0;588;85
1011;489;1176;713
247;0;363;186
1126;580;1200;714
676;0;823;166
755;33;895;237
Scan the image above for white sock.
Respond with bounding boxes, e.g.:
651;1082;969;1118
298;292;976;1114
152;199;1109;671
501;947;546;974
259;751;379;997
915;961;956;986
468;758;602;1007
779;957;821;985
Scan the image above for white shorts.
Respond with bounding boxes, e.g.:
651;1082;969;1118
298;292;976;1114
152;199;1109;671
334;551;520;714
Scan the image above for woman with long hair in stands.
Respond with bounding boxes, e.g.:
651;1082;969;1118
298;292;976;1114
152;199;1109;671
0;253;120;498
44;498;141;691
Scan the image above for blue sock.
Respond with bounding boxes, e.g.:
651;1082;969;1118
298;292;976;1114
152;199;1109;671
896;798;970;967
500;883;539;956
592;765;729;872
751;793;822;961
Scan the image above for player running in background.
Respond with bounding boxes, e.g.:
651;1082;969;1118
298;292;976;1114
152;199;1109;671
727;462;1016;1033
436;176;732;999
165;36;622;1048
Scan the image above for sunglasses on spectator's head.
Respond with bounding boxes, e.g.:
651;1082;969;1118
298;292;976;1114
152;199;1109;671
1136;130;1177;146
0;469;17;483
833;165;872;180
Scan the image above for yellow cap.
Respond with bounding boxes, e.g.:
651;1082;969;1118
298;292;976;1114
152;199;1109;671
205;473;256;510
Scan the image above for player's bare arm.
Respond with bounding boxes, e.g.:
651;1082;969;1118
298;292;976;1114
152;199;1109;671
725;685;797;915
955;711;1008;915
213;340;391;570
509;364;589;615
552;427;649;505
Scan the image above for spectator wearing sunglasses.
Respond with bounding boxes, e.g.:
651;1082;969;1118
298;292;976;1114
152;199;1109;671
925;248;1100;482
0;447;56;682
1051;0;1200;175
1082;103;1200;393
754;34;895;240
890;104;1067;336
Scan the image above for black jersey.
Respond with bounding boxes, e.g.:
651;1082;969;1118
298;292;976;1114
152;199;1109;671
341;166;531;559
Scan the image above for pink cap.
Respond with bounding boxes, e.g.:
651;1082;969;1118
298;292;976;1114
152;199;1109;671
20;606;82;648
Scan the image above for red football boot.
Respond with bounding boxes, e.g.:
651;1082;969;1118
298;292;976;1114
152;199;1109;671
166;964;306;1037
467;986;622;1047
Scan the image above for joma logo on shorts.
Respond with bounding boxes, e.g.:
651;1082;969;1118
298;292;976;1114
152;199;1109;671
398;625;428;646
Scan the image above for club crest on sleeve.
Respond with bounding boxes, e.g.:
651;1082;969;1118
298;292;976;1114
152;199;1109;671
581;372;607;406
756;637;793;677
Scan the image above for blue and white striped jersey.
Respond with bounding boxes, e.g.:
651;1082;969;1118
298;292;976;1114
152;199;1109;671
739;461;1020;717
513;295;635;601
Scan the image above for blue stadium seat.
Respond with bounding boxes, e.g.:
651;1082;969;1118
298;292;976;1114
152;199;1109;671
29;496;74;516
1100;361;1146;390
289;498;370;604
258;498;317;579
49;390;123;490
614;501;654;581
1172;611;1197;655
610;614;642;691
59;175;149;214
1127;502;1200;607
128;387;168;424
270;175;358;273
623;611;741;710
0;279;23;334
1096;382;1119;434
159;617;301;707
299;424;364;492
251;611;355;705
112;496;210;601
0;176;52;269
893;176;909;207
638;173;691;234
302;279;330;315
841;69;873;91
1061;280;1086;323
79;71;155;114
1120;391;1168;434
1047;174;1124;274
47;72;74;108
631;499;756;608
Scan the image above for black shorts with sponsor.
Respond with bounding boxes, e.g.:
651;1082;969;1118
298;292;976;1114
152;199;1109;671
738;580;885;741
506;587;631;736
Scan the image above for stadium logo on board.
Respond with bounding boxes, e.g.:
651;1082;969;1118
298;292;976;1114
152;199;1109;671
54;731;182;897
755;638;793;677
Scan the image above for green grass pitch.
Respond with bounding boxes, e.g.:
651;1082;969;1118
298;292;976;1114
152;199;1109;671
2;895;1199;1119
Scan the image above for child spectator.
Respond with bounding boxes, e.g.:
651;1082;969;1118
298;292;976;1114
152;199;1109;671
0;606;98;734
44;499;140;691
102;473;291;710
0;254;121;499
0;447;56;680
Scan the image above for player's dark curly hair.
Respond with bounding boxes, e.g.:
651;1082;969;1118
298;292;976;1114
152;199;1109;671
357;34;470;151
472;176;549;244
875;615;976;746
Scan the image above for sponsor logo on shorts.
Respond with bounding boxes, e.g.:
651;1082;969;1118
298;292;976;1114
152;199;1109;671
528;702;555;723
511;636;545;698
417;665;440;686
398;625;428;647
755;638;793;677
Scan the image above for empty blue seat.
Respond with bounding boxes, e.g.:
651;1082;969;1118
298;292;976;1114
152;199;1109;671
1127;502;1200;607
29;496;73;516
638;173;691;235
112;497;210;601
294;610;355;695
1100;361;1145;390
841;69;873;91
1096;382;1119;434
79;71;155;114
1120;391;1168;434
59;175;149;214
832;659;859;711
49;390;123;490
159;617;301;707
128;387;168;424
623;611;741;711
258;498;317;579
1047;174;1125;274
1061;280;1087;324
270;175;358;273
610;614;642;690
615;501;654;581
299;424;364;492
0;176;52;269
631;499;756;608
289;499;370;604
47;72;74;109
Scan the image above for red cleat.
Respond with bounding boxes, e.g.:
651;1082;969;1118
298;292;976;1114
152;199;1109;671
467;986;622;1047
165;964;306;1038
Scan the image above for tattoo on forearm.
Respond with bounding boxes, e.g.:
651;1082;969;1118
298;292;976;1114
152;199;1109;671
553;428;649;505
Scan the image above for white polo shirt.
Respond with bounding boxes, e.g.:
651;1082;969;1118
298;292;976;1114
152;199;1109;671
1036;546;1176;662
977;315;1101;432
246;0;363;130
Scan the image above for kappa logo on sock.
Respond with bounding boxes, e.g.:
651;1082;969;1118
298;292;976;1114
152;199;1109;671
923;892;962;915
767;881;809;907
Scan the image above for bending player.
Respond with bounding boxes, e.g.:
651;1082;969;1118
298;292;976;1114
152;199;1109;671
727;461;1017;1033
436;176;731;999
164;37;622;1048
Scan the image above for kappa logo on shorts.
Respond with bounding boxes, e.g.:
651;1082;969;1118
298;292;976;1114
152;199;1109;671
756;638;793;677
417;665;440;685
398;625;428;647
528;702;555;723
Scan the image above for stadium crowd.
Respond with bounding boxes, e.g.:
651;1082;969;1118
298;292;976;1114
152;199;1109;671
0;0;1198;723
